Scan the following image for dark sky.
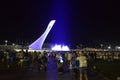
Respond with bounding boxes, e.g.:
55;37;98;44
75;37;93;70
0;0;120;47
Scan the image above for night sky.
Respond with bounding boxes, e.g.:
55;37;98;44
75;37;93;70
0;0;120;47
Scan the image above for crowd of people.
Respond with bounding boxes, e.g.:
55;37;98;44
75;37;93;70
0;49;120;80
0;49;89;80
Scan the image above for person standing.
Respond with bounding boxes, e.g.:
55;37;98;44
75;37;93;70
77;52;88;80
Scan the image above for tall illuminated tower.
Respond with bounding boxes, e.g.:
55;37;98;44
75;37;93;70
29;20;56;50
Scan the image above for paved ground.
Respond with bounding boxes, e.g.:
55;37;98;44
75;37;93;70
0;70;110;80
0;57;110;80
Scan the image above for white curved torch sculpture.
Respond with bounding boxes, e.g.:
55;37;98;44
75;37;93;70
29;20;56;50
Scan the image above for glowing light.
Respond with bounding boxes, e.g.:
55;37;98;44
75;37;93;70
62;45;70;51
29;20;56;50
116;46;120;49
108;46;111;49
59;56;63;63
51;44;70;51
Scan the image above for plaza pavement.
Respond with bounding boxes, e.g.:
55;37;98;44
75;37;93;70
0;57;110;80
0;70;110;80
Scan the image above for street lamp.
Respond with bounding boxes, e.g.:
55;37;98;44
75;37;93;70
12;43;15;48
100;44;103;49
108;45;111;49
5;40;8;46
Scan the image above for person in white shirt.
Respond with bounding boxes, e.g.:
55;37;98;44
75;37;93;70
76;52;88;80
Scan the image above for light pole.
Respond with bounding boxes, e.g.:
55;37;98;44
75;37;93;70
100;44;103;49
5;40;8;46
12;43;15;48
